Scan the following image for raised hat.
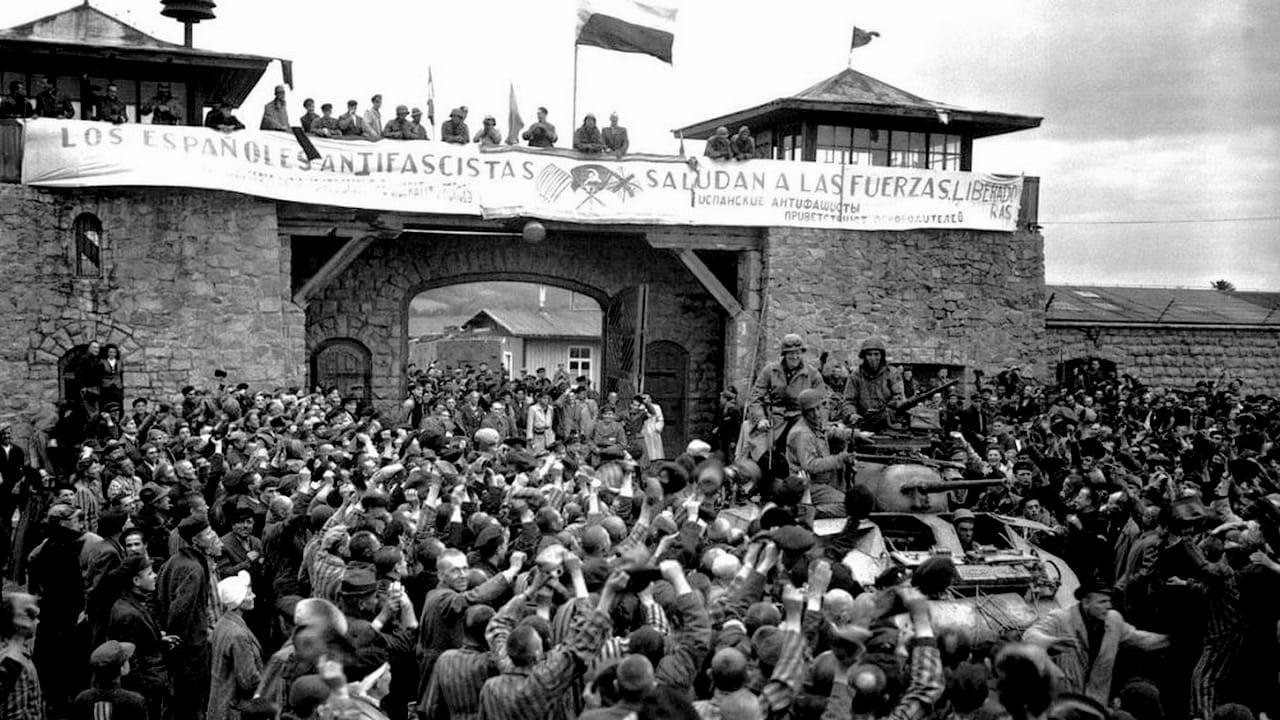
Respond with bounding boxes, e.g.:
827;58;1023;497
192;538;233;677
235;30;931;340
47;503;82;522
89;640;136;669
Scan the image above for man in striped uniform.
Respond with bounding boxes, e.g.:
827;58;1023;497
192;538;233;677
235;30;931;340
420;605;498;720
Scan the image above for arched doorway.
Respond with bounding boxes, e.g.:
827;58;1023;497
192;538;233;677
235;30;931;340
311;339;373;405
644;340;689;452
58;343;93;406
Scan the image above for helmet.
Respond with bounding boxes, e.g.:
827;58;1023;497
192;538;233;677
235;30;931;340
798;388;827;412
780;334;806;353
952;508;976;525
859;337;887;357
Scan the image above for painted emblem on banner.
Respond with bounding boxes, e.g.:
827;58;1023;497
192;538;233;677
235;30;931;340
536;164;642;208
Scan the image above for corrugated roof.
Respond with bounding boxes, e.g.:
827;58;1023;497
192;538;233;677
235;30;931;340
1046;285;1280;326
1236;291;1280;316
462;308;601;339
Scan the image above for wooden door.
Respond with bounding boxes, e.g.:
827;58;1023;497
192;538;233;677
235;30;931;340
643;340;688;451
312;339;372;406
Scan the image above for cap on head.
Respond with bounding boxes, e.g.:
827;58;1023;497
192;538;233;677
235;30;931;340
780;334;806;353
89;640;136;670
798;388;827;413
952;508;976;525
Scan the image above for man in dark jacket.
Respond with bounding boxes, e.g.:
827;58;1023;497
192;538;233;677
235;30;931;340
108;555;171;720
83;508;128;645
156;513;223;720
26;503;89;718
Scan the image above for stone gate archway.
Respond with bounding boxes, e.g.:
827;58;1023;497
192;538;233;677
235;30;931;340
302;231;728;439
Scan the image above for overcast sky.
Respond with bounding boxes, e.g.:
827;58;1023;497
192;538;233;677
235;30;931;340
5;0;1279;289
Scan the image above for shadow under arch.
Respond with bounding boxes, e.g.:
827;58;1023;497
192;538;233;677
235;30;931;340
400;272;612;394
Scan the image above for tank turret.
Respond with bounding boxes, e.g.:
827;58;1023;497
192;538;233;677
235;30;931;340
854;462;1007;513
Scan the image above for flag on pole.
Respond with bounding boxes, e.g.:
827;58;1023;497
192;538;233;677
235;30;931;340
426;67;436;128
576;0;678;64
850;26;879;50
507;83;524;146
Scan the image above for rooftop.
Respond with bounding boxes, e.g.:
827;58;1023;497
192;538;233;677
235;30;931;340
0;4;274;108
674;67;1042;140
462;308;601;339
1046;285;1280;326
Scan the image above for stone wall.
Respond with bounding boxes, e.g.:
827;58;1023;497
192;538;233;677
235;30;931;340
0;184;304;448
758;227;1046;385
1047;325;1280;393
304;233;724;445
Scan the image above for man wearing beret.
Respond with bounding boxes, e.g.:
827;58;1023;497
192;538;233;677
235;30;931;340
157;513;223;720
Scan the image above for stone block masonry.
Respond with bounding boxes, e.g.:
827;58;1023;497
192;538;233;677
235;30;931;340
758;227;1046;387
0;184;304;449
1047;325;1280;394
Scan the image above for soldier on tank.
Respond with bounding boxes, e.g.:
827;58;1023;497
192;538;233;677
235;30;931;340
730;125;755;160
741;334;826;471
842;337;905;431
785;388;860;518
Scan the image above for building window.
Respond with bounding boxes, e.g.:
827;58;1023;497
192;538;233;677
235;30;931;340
567;346;593;379
929;133;962;170
816;125;853;164
890;130;928;168
851;127;890;166
777;127;801;161
73;212;103;277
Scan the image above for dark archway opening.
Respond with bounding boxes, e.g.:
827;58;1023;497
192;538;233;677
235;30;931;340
58;343;93;406
1055;356;1118;389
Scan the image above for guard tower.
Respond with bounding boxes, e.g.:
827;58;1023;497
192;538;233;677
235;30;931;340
674;67;1041;171
0;3;271;128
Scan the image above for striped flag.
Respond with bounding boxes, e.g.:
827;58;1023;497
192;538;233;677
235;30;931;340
507;83;524;146
576;0;678;64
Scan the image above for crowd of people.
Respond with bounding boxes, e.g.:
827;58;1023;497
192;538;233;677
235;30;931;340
0;78;648;156
1;331;1278;720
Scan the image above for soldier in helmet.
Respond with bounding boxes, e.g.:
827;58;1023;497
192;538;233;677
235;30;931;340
842;336;905;431
742;334;825;465
785;388;859;518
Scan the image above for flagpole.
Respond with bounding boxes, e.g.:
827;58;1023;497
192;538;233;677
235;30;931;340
571;44;580;129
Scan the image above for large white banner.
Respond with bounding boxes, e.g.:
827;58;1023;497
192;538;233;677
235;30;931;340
21;120;1023;232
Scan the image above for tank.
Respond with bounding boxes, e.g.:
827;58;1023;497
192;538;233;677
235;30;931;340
814;460;1080;643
